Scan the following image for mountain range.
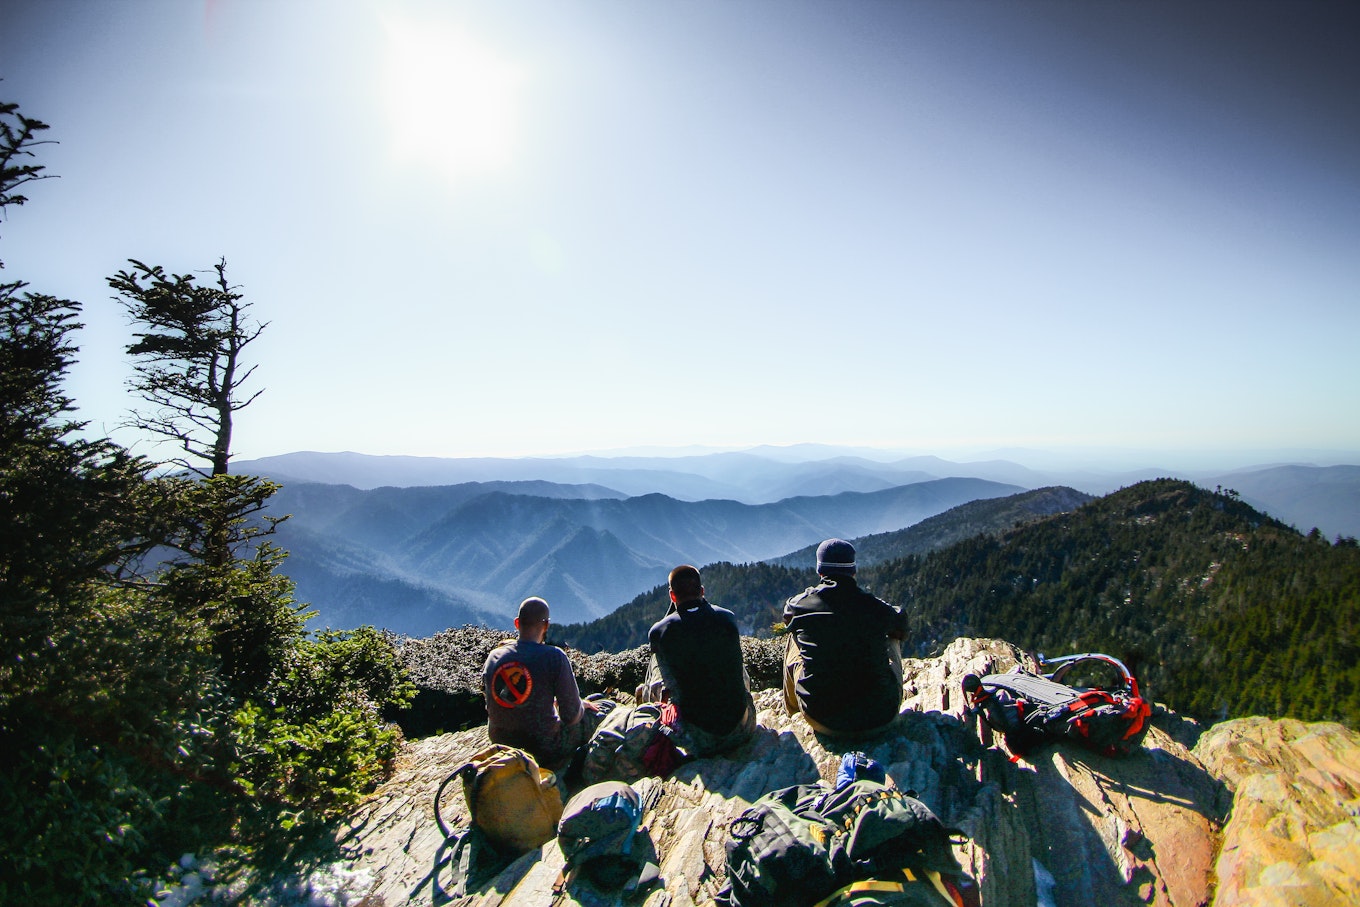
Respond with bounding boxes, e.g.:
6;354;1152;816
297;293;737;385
556;485;1095;652
238;448;1360;539
263;473;1024;633
561;478;1360;729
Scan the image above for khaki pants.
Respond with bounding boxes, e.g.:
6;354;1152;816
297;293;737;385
676;698;757;757
635;654;667;704
782;634;904;737
544;700;606;773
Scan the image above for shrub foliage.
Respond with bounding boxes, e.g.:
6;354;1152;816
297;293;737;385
0;95;415;905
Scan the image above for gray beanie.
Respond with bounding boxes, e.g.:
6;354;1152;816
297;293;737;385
816;538;856;576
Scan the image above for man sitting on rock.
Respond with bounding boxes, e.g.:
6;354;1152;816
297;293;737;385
483;596;601;772
783;539;908;736
635;565;756;755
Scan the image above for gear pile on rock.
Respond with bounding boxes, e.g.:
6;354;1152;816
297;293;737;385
337;634;1360;906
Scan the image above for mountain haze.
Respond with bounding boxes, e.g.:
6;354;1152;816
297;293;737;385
266;476;1022;632
771;485;1095;570
237;448;1360;537
1204;463;1360;541
556;486;1093;653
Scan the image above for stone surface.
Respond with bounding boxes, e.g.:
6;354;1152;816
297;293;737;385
321;638;1358;907
1194;717;1360;907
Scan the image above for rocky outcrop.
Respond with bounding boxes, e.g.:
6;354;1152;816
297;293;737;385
327;638;1360;906
1194;717;1360;906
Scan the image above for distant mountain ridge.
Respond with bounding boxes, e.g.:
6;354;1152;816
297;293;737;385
266;476;1022;633
770;485;1095;570
237;449;1360;538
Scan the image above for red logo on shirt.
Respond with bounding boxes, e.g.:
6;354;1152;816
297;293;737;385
491;661;533;708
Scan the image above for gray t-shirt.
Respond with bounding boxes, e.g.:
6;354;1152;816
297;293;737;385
483;639;584;762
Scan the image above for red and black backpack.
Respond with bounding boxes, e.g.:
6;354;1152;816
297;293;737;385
962;653;1152;758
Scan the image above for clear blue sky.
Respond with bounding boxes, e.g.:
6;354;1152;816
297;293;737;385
3;0;1357;463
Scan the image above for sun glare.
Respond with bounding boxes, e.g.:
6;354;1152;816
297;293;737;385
380;18;524;184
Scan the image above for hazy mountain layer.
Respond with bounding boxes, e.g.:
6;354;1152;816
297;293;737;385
557;486;1093;653
565;479;1360;728
238;449;1360;537
266;476;1022;633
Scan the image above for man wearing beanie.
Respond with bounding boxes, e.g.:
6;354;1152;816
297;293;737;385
782;538;908;736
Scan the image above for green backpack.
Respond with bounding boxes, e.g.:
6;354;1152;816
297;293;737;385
581;702;688;785
717;780;970;907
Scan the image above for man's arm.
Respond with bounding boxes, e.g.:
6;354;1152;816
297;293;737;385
554;649;587;726
883;599;909;640
642;621;671;702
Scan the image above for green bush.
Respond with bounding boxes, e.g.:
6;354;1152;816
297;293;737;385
229;700;402;820
266;626;416;723
226;627;414;821
0;588;237;907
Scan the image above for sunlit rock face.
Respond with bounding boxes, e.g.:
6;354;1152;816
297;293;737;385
331;637;1358;907
1194;717;1360;907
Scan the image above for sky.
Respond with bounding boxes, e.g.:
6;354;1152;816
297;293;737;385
2;0;1358;465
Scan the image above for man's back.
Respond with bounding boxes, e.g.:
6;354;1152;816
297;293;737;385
649;599;748;735
784;576;906;734
483;638;582;762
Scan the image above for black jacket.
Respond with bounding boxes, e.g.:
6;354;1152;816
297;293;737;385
649;598;749;735
783;576;907;733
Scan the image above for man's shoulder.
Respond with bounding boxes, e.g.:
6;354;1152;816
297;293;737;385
707;602;741;629
786;580;837;607
683;599;740;628
843;583;901;612
485;638;520;663
649;611;678;640
786;583;823;604
489;639;568;664
532;640;572;665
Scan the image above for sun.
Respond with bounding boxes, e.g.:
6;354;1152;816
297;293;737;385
380;17;524;184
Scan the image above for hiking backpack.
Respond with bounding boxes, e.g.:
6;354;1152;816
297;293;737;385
811;868;980;907
718;780;972;907
436;743;565;855
963;652;1152;758
581;702;688;785
555;780;660;893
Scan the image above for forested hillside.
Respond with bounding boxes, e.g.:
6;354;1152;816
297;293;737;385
555;561;817;652
560;480;1360;728
874;479;1360;726
771;485;1093;570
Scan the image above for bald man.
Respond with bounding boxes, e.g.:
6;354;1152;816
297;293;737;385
483;597;600;771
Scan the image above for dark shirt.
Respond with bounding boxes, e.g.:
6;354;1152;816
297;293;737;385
783;576;908;733
483;638;584;764
649;598;749;735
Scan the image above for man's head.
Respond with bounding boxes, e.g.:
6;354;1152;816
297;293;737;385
668;564;703;605
816;538;856;577
515;596;551;641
